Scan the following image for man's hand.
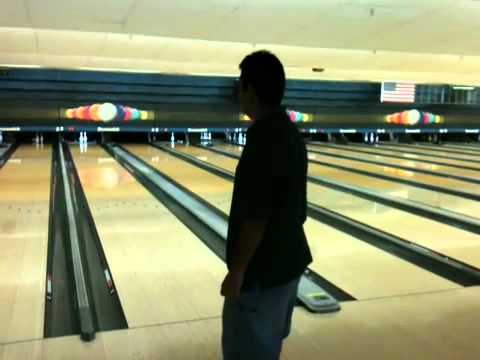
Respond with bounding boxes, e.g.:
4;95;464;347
221;269;245;298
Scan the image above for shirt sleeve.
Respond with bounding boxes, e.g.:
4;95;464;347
239;135;275;220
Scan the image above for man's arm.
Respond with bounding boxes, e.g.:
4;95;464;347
231;219;267;273
221;220;267;298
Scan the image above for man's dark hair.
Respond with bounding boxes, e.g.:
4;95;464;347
239;50;285;106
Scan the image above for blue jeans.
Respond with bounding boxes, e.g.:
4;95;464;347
222;276;300;360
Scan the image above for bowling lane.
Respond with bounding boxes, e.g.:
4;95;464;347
0;145;51;343
0;145;8;158
306;144;480;179
214;143;480;221
376;143;480;161
443;143;480;151
70;145;224;328
306;150;480;198
406;143;480;157
310;143;480;171
220;145;480;197
127;143;459;300
179;144;480;269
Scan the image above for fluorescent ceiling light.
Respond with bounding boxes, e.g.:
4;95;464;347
0;64;42;68
78;67;162;73
453;86;475;90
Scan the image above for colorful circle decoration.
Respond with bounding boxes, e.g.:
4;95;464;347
239;110;313;123
385;109;443;126
286;109;312;123
64;103;154;122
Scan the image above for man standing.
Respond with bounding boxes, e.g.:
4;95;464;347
221;50;313;360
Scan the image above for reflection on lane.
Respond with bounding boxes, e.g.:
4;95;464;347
128;143;458;300
214;143;480;220
376;143;480;161
307;145;480;179
0;145;51;343
204;143;480;269
70;145;224;328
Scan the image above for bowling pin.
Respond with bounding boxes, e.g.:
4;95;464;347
370;133;374;144
40;134;44;145
208;132;212;141
0;131;3;144
375;135;379;144
171;132;175;144
233;133;237;143
364;133;368;143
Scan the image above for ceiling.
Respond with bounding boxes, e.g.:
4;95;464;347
1;0;480;84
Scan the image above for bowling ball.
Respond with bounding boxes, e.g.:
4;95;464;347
295;111;302;122
99;102;117;122
83;106;92;120
422;112;429;124
392;112;400;124
65;109;74;119
73;107;81;119
401;111;409;125
131;108;140;121
428;113;435;124
89;104;101;121
76;106;87;120
116;105;125;121
408;109;420;125
140;111;149;120
84;106;92;121
124;107;132;121
288;111;296;122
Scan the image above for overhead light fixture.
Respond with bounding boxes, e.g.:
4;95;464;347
78;67;161;74
0;64;42;68
453;86;475;90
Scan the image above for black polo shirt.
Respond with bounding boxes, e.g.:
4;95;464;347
226;108;313;290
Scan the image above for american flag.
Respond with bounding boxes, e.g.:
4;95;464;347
381;82;416;103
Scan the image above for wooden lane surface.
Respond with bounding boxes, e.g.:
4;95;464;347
403;143;480;157
306;144;480;178
303;150;480;198
0;145;51;344
214;143;480;221
178;144;480;272
442;143;480;151
127;144;458;300
70;145;225;328
2;286;479;359
376;143;480;160
314;143;480;170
